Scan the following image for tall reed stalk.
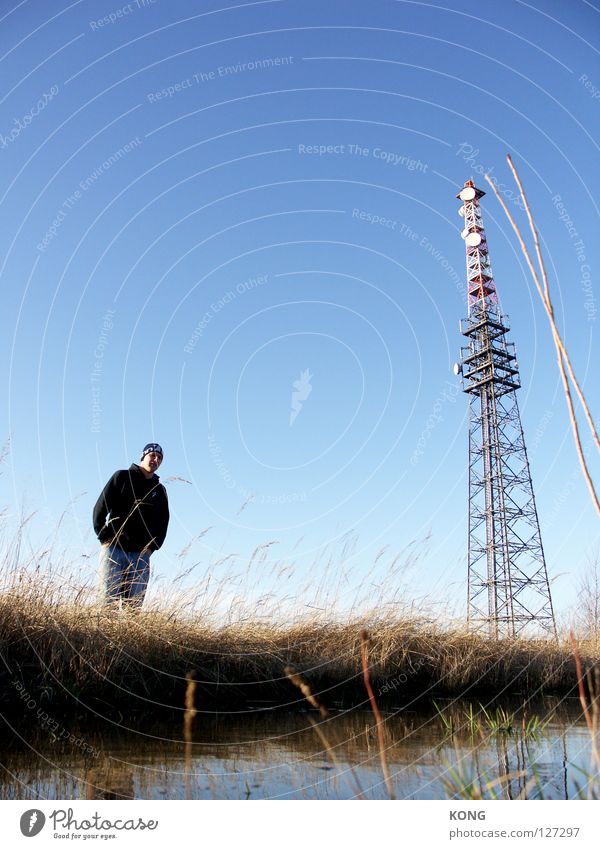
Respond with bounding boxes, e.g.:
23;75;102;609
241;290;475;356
484;158;599;515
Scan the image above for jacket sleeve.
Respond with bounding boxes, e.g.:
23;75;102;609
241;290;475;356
150;485;170;551
93;471;122;543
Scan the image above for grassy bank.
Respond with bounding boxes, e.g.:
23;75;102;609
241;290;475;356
1;582;597;718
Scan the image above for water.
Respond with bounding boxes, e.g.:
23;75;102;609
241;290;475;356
1;699;595;800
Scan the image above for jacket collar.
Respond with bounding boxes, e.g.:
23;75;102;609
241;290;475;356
129;462;159;480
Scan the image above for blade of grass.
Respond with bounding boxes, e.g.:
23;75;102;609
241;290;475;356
360;629;396;799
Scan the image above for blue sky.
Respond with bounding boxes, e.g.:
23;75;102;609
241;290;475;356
0;0;598;619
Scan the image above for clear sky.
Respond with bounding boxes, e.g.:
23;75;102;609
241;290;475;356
1;0;598;620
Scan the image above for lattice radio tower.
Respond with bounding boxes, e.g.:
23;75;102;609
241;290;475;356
455;179;556;638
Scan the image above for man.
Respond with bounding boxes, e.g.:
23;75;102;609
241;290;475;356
93;443;170;608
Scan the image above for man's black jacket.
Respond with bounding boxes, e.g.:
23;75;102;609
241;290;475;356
93;463;169;553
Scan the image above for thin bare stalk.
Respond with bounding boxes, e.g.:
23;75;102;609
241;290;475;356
570;632;600;771
505;154;599;454
183;671;197;800
284;665;328;718
285;666;366;798
359;630;396;800
484;172;599;516
307;717;366;800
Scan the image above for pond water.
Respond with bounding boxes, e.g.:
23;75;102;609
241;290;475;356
1;698;596;800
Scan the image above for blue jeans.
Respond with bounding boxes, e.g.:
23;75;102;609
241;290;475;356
98;545;151;608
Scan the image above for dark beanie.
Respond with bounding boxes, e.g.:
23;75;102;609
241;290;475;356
141;443;163;460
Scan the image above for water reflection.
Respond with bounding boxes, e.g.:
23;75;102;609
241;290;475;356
0;699;593;800
84;759;134;800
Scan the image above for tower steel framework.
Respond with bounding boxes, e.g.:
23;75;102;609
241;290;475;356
456;180;556;638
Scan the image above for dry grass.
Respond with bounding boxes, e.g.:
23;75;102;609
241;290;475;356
0;516;597;718
1;564;597;718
